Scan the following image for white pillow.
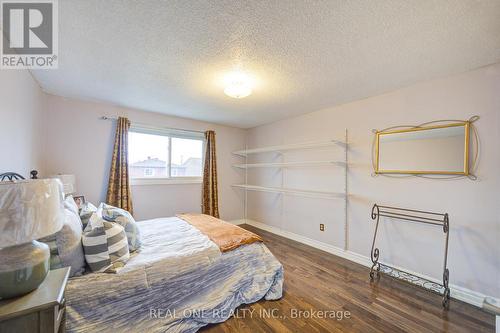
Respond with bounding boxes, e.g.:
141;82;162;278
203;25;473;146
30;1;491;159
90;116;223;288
80;202;97;230
39;208;86;277
64;195;80;217
57;208;86;276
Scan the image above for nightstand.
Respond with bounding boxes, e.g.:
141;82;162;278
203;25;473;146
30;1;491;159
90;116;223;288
0;267;70;333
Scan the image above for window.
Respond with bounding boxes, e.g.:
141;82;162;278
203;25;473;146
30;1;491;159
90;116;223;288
128;126;204;185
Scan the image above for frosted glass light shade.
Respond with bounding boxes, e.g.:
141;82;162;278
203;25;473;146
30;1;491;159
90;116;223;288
224;84;252;98
50;174;76;195
223;70;254;98
0;179;65;247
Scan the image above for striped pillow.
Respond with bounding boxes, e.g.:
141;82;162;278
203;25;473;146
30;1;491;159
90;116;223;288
101;203;141;252
82;212;130;273
103;221;130;271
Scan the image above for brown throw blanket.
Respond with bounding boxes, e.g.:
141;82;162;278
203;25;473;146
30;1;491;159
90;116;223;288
177;213;263;252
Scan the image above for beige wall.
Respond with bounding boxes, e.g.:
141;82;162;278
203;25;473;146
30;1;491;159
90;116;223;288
42;95;246;221
246;63;500;298
0;69;245;220
2;62;498;300
0;70;45;177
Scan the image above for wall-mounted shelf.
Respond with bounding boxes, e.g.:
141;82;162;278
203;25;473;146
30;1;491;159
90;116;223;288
232;184;345;200
233;161;346;169
233;140;345;156
233;132;349;250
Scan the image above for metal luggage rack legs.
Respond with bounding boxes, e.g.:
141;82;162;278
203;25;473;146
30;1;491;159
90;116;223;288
369;204;450;308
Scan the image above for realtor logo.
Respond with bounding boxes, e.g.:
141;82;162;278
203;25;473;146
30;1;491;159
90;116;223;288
1;0;58;69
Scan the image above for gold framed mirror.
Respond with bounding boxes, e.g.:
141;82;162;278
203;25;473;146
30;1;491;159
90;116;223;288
375;122;470;175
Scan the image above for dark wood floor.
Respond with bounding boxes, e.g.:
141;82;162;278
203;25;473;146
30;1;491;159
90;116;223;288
202;224;495;333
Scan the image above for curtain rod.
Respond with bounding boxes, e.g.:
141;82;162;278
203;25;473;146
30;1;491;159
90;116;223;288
100;116;206;134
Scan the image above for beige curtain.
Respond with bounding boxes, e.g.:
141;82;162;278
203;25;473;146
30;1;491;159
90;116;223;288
106;117;133;215
202;130;219;218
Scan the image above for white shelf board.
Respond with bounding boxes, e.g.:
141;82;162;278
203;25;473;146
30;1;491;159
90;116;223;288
233;161;346;169
232;184;345;200
233;140;346;156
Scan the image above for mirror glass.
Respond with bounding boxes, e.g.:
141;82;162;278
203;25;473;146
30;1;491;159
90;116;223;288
376;123;469;174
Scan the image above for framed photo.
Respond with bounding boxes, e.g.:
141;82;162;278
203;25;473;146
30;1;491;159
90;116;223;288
73;195;86;209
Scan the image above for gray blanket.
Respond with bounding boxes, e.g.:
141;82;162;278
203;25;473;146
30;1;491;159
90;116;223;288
66;217;283;332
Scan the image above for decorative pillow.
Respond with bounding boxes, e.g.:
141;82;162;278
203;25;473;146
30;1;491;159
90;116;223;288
38;233;62;269
80;202;97;230
82;210;130;273
64;195;80;216
39;208;86;277
100;203;141;252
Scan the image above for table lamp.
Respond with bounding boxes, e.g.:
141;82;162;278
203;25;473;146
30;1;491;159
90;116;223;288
0;179;64;299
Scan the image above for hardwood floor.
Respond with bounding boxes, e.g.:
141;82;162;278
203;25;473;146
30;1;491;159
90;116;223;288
201;224;495;333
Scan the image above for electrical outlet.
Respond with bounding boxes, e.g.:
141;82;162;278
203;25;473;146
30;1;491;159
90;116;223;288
319;223;325;231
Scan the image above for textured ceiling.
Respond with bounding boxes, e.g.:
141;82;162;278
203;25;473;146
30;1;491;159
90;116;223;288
32;0;500;128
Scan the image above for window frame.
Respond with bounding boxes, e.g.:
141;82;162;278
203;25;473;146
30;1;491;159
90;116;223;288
128;124;205;186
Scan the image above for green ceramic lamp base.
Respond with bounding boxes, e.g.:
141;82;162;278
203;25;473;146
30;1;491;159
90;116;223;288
0;240;50;299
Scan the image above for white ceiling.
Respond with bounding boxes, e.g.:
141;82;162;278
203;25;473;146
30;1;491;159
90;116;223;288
32;0;500;128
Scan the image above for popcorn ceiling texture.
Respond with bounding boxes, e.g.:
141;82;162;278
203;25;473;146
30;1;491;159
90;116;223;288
32;0;500;128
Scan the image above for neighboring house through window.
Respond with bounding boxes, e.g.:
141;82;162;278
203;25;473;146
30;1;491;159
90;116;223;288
128;125;204;184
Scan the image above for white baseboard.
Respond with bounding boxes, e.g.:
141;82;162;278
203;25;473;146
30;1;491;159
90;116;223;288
237;218;488;309
228;219;246;225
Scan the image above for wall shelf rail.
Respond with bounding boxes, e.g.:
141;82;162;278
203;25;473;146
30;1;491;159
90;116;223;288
369;204;450;308
232;184;345;200
232;130;349;250
233;161;346;169
232;140;345;156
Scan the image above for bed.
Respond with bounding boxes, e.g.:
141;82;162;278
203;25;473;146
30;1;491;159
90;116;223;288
65;216;284;333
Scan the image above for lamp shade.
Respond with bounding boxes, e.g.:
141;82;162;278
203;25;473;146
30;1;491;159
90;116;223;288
0;179;65;248
50;174;76;195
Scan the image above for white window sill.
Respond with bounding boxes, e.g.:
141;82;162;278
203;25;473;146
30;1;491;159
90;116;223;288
130;178;202;186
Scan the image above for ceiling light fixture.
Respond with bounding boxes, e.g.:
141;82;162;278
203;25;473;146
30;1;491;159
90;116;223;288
223;70;253;98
